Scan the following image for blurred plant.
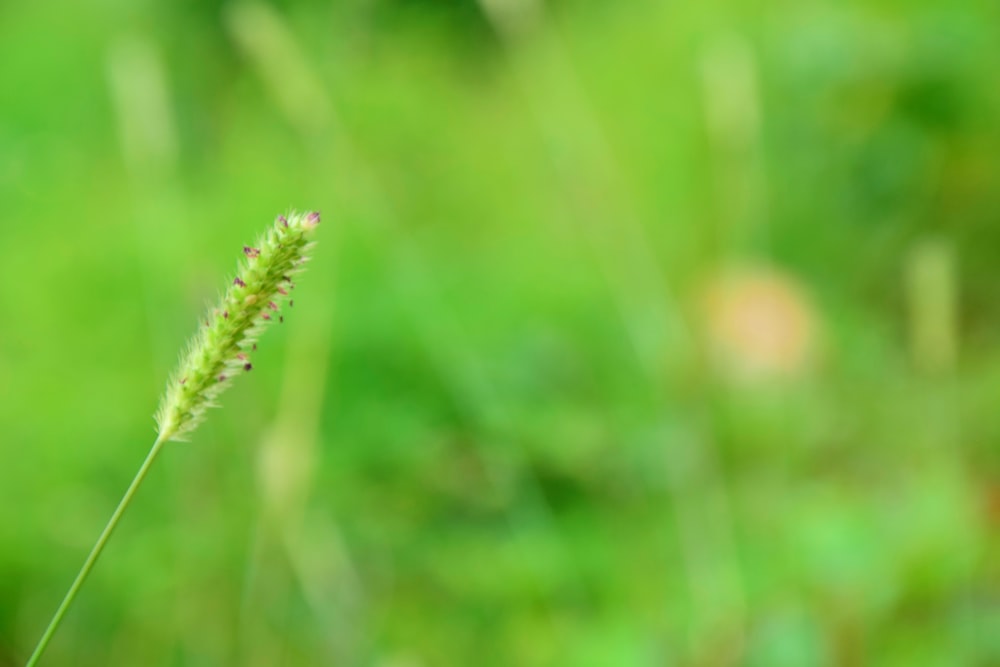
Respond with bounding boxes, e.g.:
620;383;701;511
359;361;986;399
25;211;320;667
701;264;820;383
904;238;958;374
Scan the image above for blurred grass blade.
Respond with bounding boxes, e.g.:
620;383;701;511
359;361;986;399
224;2;332;134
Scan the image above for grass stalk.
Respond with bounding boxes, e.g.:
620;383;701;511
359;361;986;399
26;210;319;665
26;436;167;667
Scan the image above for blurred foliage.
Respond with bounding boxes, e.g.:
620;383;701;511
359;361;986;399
1;0;999;665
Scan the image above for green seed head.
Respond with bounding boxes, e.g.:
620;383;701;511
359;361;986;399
155;211;320;441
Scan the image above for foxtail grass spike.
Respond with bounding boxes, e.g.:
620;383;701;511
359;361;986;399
25;210;319;667
156;210;319;442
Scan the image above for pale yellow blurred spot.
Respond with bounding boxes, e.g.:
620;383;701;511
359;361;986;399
702;265;819;382
904;238;957;374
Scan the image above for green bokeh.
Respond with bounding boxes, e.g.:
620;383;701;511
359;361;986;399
1;0;998;665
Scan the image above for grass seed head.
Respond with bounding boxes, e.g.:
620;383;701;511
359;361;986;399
155;210;319;441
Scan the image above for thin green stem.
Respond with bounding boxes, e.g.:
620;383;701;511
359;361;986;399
26;436;168;667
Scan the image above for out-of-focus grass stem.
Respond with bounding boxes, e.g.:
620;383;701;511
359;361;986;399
477;0;748;653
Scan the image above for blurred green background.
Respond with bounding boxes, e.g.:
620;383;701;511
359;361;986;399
2;0;999;664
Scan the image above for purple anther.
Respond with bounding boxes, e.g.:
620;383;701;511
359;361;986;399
234;277;246;288
277;286;288;296
223;311;229;319
261;313;271;321
279;316;284;323
243;246;260;259
289;300;294;308
236;352;247;361
268;301;278;311
306;211;320;226
244;363;253;371
218;374;227;382
278;214;288;228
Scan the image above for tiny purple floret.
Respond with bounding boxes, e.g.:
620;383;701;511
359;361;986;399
244;363;253;372
243;246;260;259
278;214;288;228
234;277;246;288
306;211;320;227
